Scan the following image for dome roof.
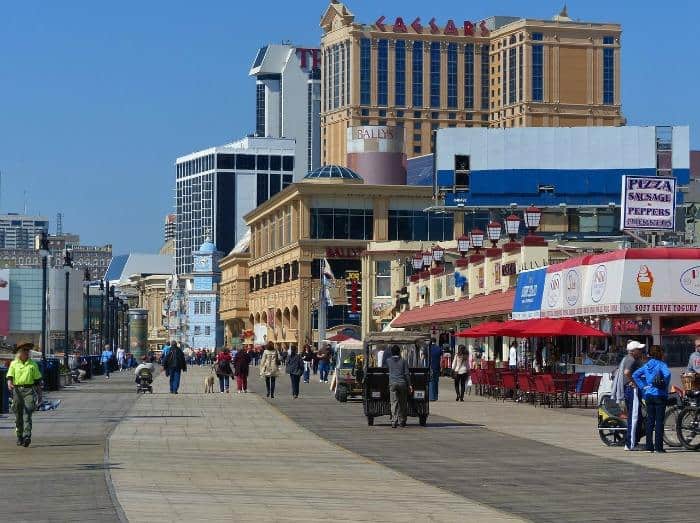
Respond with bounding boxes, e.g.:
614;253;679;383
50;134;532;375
303;165;363;181
198;238;217;254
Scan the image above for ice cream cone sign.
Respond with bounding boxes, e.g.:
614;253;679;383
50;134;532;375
637;265;654;298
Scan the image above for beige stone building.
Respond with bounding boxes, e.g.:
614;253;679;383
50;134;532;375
219;236;251;346
320;2;623;165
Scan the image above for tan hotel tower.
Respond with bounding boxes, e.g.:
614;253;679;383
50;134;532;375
320;2;624;165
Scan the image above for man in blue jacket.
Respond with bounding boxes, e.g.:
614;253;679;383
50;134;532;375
428;339;442;401
633;345;672;453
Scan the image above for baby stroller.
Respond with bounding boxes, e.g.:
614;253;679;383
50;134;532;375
136;367;153;394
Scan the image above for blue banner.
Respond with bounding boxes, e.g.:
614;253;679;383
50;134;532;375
512;267;546;319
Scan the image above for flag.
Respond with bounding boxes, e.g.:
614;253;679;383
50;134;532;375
322;258;334;307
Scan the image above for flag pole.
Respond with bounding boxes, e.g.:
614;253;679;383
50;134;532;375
318;259;327;346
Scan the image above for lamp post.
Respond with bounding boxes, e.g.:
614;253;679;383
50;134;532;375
505;214;521;243
109;285;115;350
431;244;444;264
421;250;432;270
524;205;542;235
99;279;105;352
457;235;470;257
84;269;91;355
34;232;49;369
486;221;502;248
62;250;73;370
469;228;485;254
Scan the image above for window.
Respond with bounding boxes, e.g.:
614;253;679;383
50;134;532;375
282;156;294;171
412;41;423;107
447;43;457;108
375;261;392;297
508;46;516;105
464;43;474;109
237;154;255;170
333;44;340;109
205;326;211;336
377;39;388;106
431;111;439;120
413;133;422;142
532;36;543;102
603;36;614;45
194;326;201;335
360;38;371;105
413;145;422;154
256;83;265;136
206;302;211;314
249;277;255;292
395;40;406;106
310;208;373;240
413;121;421;129
269;173;281;196
256;172;269;206
388;210;453;241
217;154;235;170
430;42;441;107
291;261;299;280
194;301;200;314
396;109;404;117
501;51;506;107
270;156;281;170
455;155;470;189
603;47;614;105
257;155;269;170
448;112;456;120
518;46;523;102
481;44;490;110
282;174;293;188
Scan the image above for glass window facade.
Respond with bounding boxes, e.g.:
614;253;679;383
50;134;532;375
412;41;423;107
310;208;373;240
481;44;490;110
464;43;474;109
360;38;371;105
395;40;406;107
388;211;453;241
333;45;340;109
255;83;265;136
603;46;614;105
377;39;388;106
375;261;392;297
446;43;457;108
508;47;516;105
532;34;543;102
430;42;441;107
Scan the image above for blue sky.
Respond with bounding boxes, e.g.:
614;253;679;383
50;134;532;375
1;1;697;254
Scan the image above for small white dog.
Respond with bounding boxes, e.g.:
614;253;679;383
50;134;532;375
204;373;216;393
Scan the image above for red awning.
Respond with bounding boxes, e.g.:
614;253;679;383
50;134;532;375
393;289;515;328
670;321;700;335
519;318;607;337
455;321;504;338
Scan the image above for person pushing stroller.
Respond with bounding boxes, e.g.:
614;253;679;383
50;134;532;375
134;356;155;393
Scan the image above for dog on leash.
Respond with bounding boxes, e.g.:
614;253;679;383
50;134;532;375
204;373;216;393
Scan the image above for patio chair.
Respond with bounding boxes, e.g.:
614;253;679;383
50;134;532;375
518;373;536;404
500;372;517;401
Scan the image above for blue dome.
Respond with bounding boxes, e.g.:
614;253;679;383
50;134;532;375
303;165;363;180
198;240;216;254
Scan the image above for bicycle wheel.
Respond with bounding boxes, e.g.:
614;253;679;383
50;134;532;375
599;418;626;447
676;407;700;451
663;406;682;448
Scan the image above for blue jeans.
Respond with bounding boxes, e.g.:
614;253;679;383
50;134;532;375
218;375;230;392
429;370;440;401
102;361;110;377
290;374;301;397
303;363;310;383
645;396;666;451
319;362;329;381
624;385;641;448
169;370;181;393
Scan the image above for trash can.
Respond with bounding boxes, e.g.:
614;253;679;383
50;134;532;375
0;366;8;414
90;356;103;376
41;358;61;391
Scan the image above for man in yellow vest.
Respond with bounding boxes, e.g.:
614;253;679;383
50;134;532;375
6;343;43;447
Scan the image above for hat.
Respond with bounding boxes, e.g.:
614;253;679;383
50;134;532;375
14;342;34;353
626;340;645;352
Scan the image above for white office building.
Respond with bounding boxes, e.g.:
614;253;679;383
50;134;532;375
250;44;321;179
175;137;296;275
0;213;49;249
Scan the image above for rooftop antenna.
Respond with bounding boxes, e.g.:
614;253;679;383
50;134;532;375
56;212;63;236
23;190;28;214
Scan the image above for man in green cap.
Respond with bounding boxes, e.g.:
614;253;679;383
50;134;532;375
6;343;43;447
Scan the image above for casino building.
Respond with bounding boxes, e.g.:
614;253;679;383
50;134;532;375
320;2;624;165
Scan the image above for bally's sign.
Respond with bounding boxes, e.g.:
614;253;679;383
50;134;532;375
620;175;677;231
353;126;396;141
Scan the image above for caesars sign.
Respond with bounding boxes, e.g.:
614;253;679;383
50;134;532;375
620;175;677;231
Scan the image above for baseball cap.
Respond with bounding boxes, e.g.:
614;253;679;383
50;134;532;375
626;340;645;352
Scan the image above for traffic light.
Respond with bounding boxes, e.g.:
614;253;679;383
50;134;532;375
345;272;361;313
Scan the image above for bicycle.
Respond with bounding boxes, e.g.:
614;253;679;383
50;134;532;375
676;390;700;451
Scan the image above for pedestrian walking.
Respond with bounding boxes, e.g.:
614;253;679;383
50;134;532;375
633;345;672;453
6;343;42;447
611;340;644;451
317;343;331;383
301;344;313;383
687;338;700;373
286;346;303;399
215;348;233;393
163;341;187;394
508;341;518;371
384;345;412;428
259;342;280;398
428;339;442;401
452;345;469;402
100;344;114;379
312;350;319;375
233;347;251;393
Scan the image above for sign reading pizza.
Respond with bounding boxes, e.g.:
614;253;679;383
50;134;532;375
620;175;677;231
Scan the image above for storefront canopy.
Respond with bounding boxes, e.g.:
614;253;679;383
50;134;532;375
518;318;607;337
512;248;700;319
393;289;515;328
455;321;504;338
670;321;700;335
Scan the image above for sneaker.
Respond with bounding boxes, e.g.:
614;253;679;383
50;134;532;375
23;437;31;447
624;446;631;451
237;390;241;394
16;437;24;446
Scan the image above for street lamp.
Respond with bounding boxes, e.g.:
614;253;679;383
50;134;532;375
421;250;432;269
62;250;73;370
412;252;423;272
34;232;49;369
505;214;521;242
83;268;91;355
457;235;470;257
99;279;105;352
431;244;445;264
524;205;542;235
486;221;502;248
469;228;485;253
109;285;115;350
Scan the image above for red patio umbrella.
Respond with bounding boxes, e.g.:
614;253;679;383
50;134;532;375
669;321;700;335
518;318;607;337
327;333;356;342
455;321;504;338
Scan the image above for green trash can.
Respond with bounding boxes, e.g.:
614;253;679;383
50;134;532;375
0;366;8;414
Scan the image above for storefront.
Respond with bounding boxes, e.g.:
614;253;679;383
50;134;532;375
515;248;700;365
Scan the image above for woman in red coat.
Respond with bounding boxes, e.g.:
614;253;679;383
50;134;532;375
233;348;251;393
215;349;233;393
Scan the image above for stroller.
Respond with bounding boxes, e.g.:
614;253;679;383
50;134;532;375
136;367;154;394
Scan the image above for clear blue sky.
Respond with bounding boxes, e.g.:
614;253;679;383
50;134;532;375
1;1;697;254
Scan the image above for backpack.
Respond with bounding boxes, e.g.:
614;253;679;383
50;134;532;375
652;370;666;389
217;360;229;375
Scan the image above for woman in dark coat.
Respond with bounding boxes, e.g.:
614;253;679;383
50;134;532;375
215;348;233;393
233;348;251;393
285;346;304;399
